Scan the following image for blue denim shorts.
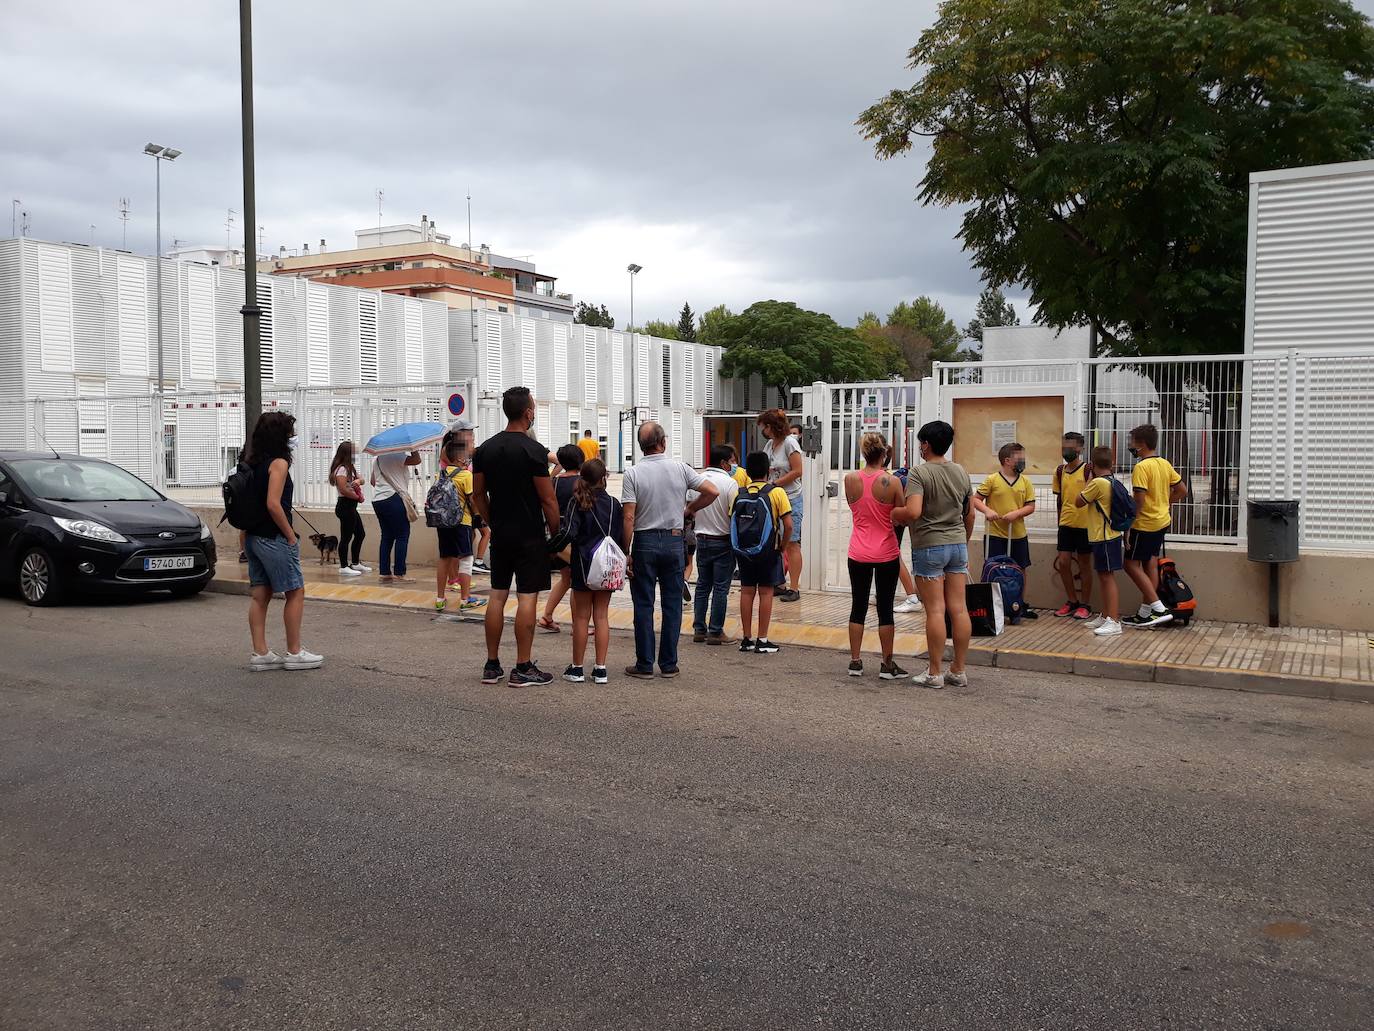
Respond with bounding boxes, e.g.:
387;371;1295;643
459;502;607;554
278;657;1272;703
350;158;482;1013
787;491;803;543
246;533;306;593
911;542;969;580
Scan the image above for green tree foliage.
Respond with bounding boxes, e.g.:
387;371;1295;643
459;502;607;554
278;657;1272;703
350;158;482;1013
888;296;962;362
640;319;680;340
964;286;1019;343
718;300;883;404
676;302;697;342
573;301;615;329
858;0;1374;355
856;312;926;379
695;304;734;346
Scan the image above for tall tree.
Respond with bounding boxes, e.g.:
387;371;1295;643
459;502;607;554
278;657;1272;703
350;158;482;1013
573;301;615;329
964;286;1019;344
676;302;697;342
718;300;883;406
855;312;908;378
695;304;734;346
640;319;680;340
858;0;1374;356
887;296;961;363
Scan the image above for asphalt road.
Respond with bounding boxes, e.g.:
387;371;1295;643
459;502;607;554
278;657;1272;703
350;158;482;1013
2;591;1372;1030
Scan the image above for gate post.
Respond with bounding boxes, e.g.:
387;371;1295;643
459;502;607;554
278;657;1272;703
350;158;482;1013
800;381;832;593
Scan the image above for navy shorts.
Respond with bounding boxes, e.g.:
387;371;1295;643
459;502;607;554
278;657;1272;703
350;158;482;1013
245;533;305;593
1093;537;1124;573
1126;528;1166;562
737;550;784;588
985;534;1031;569
1056;526;1092;555
437;524;473;559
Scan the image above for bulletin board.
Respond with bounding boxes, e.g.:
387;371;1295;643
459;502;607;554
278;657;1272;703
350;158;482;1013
951;395;1067;477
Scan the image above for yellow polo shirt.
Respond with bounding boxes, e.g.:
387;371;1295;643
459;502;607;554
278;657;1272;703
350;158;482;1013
1131;456;1181;533
441;465;474;527
976;472;1035;540
732;481;792;547
578;437;600;463
1078;476;1121;543
732;466;750;489
1053;462;1091;529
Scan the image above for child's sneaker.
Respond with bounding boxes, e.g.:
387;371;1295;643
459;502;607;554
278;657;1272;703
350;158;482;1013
592;666;609;685
481;659;504;685
738;637;754;653
1094;618;1124;637
563;665;586;683
894;595;923;614
847;659;864;677
911;671;944;690
754;639;780;654
1085;613;1107;630
283;648;324;671
943;669;969;688
339;566;362;577
460;597;487;611
1053;601;1076;617
434;598;447;612
1071;604;1093;620
249;650;284;673
880;660;909;680
509;663;554;688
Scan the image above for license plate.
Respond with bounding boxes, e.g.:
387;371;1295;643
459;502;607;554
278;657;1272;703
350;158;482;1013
144;556;195;572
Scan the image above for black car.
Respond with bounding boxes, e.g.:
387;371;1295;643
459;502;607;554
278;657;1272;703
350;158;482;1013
0;451;217;606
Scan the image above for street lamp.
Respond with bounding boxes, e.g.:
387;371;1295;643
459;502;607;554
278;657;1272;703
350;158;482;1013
627;263;642;333
144;143;181;398
626;263;643;464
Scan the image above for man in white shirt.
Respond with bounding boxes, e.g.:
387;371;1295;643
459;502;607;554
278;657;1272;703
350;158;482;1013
689;444;740;645
621;421;719;679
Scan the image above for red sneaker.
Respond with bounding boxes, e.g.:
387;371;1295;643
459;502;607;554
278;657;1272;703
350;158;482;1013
1052;601;1075;617
1071;605;1093;620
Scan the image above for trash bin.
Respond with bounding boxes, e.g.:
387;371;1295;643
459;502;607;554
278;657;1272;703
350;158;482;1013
1247;499;1299;564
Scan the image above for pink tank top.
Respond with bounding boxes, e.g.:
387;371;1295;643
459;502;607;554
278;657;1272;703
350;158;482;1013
848;469;900;563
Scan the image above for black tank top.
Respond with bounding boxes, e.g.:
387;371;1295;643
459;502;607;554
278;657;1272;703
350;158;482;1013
251;459;294;538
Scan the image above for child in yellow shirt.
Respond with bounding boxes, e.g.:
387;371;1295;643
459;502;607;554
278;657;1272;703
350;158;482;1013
972;442;1039;618
1074;445;1125;637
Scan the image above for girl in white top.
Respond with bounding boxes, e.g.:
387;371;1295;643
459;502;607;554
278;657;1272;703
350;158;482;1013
758;408;804;601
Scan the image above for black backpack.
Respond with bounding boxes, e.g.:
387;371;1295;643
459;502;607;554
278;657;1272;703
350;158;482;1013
221;460;265;531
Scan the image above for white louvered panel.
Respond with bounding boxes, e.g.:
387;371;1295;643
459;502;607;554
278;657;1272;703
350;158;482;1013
484;310;503;392
358;293;379;385
77;380;108;460
597;410;609;450
552;322;569;401
521;320;537;386
38;245;74;372
403;301;423;382
582;327;598;404
670;411;683;461
611;332;625;404
306;285;330;386
186;265;216;382
703;348;716;408
636;336;650;405
257;279;276;383
683;345;696;408
68;248;105;376
692;415;704;466
660;343;672;406
116;256;148;377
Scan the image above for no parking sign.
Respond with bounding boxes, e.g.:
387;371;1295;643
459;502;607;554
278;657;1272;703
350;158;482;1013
447;392;466;418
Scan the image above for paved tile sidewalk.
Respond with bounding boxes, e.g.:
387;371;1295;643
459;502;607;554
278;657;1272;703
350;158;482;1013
212;559;1373;701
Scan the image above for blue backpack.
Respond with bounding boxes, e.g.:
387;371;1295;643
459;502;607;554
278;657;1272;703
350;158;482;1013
731;486;776;558
1097;477;1137;534
981;556;1026;624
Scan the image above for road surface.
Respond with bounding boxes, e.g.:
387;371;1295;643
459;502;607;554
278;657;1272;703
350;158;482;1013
2;591;1371;1029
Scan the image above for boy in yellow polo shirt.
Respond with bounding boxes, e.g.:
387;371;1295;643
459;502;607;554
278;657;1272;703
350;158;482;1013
1074;445;1124;637
973;442;1039;618
733;451;793;655
1051;431;1094;620
1123;423;1187;628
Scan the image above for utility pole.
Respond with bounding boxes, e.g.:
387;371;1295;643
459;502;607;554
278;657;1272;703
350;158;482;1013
466;189;472;249
118;197;130;248
10;199;18;238
239;0;262;436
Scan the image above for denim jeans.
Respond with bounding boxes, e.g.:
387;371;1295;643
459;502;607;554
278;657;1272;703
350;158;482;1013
693;535;735;635
630;530;685;672
372;493;411;576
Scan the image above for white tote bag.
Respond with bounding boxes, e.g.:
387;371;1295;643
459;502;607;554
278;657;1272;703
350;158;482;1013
583;505;627;591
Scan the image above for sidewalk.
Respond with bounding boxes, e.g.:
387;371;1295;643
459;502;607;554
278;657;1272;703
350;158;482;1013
210;559;1374;702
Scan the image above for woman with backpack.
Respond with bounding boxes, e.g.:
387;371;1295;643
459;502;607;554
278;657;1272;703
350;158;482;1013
844;433;908;679
563;458;625;685
329;441;369;577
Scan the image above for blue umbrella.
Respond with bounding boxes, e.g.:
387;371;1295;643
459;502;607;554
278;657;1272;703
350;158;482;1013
363;421;448;456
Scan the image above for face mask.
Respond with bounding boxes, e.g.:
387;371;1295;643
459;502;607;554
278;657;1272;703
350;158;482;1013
288;436;298;452
1128;447;1140;459
1062;449;1079;463
1013;459;1026;475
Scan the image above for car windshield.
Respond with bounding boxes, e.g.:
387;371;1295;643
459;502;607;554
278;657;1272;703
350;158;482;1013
10;458;163;503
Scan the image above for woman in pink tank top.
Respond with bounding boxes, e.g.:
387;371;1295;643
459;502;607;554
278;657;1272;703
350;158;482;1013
843;433;908;679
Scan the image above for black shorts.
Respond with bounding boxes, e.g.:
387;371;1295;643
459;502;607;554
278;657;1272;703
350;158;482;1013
985;534;1031;569
490;535;551;594
737;550;784;588
894;523;906;546
1093;537;1124;573
436;524;473;559
1126;528;1166;562
1056;526;1093;555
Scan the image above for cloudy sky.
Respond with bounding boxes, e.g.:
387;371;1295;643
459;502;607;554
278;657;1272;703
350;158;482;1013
5;1;1372;334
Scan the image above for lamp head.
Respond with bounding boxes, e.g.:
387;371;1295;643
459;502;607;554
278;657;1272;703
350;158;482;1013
143;143;165;156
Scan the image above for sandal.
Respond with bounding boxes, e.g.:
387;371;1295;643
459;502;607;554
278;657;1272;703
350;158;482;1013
537;617;561;633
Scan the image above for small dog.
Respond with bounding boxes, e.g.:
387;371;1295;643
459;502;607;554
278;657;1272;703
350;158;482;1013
308;533;339;565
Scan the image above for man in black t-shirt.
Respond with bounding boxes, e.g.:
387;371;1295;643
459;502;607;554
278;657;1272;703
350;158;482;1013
472;386;561;688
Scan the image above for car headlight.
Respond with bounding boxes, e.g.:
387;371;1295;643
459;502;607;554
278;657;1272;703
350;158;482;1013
53;517;129;544
199;521;212;541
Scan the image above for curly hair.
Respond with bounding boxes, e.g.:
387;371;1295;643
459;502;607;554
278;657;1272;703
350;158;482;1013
757;408;788;440
247;411;295;467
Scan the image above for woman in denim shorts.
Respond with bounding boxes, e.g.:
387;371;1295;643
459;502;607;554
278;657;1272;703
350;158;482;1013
243;411;323;672
894;420;973;690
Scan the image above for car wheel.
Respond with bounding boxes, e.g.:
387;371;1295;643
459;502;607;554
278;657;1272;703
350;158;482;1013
18;547;65;607
169;581;207;599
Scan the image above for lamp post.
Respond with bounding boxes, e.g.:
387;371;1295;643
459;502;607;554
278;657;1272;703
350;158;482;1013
144;144;181;409
626;263;642;465
239;0;263;438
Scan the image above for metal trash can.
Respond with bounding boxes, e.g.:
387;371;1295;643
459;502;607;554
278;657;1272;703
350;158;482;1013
1247;499;1299;564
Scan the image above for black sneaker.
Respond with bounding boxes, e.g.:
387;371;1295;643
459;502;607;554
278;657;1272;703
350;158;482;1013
563;665;585;683
472;559;490;573
682;584;692;602
481;659;504;685
592;666;609;684
879;659;909;680
776;589;800;603
847;659;864;677
738;637;754;653
509;663;554;688
1125;611;1173;628
1022;607;1039;620
755;639;780;654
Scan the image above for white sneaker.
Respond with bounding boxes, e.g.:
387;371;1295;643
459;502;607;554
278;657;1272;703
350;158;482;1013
1094;618;1123;637
894;595;923;614
1085;614;1107;630
283;648;324;671
339;566;362;577
249;650;284;672
349;563;371;573
911;671;945;690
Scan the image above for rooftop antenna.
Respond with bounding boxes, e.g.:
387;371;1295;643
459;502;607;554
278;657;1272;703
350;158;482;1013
258;225;265;253
19;209;30;237
466;188;472;251
31;422;61;459
89;224;96;245
11;198;20;238
225;208;236;250
118;197;131;248
376;188;384;235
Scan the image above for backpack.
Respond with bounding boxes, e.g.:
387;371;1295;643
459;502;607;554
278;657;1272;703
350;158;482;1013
981;556;1026;624
731;486;776;558
580;502;627;592
1094;477;1136;534
1156;557;1197;624
221;460;265;531
424;468;464;528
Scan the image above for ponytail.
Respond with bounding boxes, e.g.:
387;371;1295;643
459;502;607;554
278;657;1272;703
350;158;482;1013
575;458;607;511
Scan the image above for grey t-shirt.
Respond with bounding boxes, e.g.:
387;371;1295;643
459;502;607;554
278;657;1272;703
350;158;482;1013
905;460;972;549
766;435;803;499
621;453;706;531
